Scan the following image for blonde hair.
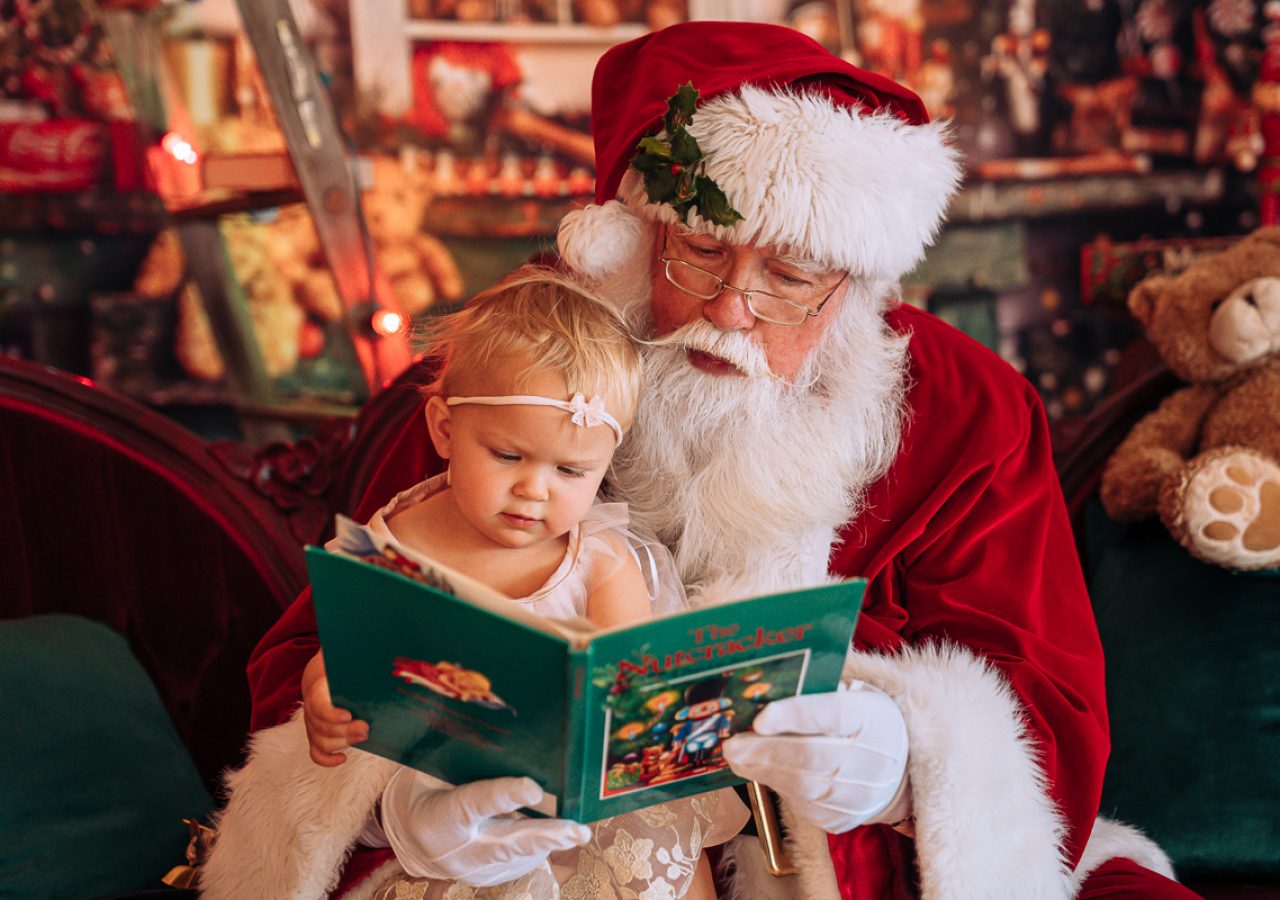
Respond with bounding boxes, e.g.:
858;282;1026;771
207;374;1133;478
419;266;643;428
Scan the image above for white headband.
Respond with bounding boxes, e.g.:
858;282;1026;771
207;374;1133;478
446;392;624;447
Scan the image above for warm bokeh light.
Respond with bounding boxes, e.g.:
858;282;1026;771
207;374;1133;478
371;309;406;336
161;132;198;166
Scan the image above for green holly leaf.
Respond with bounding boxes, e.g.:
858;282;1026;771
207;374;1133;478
669;129;701;164
695;175;744;227
637;136;672;159
631;150;671;174
629;83;742;229
643;168;677;203
665;82;699;134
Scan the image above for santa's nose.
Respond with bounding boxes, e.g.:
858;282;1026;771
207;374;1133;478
702;287;755;331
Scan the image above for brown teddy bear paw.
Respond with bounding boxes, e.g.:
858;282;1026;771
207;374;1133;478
1160;447;1280;571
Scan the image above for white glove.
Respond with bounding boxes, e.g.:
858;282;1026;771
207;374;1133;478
379;768;591;887
721;680;910;834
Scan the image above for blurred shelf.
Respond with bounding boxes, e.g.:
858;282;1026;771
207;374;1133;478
950;167;1227;224
424;194;582;238
0;185;310;235
400;20;646;44
166;187;304;221
0;190;166;235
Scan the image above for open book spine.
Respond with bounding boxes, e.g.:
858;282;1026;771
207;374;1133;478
562;648;591;821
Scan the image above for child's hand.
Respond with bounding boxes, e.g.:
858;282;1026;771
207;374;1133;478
301;650;368;766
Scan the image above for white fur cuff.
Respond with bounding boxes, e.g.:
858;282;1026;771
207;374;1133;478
721;643;1175;900
200;708;399;899
845;643;1076;899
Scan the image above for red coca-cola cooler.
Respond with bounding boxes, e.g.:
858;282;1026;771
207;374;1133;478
0;119;143;194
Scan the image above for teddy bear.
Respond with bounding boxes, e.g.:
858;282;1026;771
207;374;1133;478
259;156;464;323
133;154;463;383
1100;226;1280;571
135;220;305;382
356;154;465;317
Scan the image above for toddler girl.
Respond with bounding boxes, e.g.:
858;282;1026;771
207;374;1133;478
304;268;746;900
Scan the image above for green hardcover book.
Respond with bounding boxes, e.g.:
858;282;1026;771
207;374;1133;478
310;516;864;823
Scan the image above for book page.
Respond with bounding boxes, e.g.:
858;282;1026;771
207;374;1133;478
330;515;597;643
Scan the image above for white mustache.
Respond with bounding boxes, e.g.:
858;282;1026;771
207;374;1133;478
641;320;773;379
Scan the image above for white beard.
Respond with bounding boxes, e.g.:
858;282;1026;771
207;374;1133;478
595;233;911;602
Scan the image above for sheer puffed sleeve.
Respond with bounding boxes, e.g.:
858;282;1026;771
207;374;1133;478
580;502;688;617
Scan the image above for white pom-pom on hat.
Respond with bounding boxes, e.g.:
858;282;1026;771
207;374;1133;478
556;200;646;281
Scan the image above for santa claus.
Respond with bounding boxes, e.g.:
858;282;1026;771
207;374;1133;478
202;22;1193;900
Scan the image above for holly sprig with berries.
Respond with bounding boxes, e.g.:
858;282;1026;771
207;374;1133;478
629;82;743;228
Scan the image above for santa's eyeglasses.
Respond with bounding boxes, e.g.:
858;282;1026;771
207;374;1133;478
659;233;847;327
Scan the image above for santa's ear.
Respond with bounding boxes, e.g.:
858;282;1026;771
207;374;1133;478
1127;275;1168;329
425;395;452;459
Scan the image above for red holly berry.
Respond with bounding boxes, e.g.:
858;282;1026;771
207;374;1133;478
670;163;683;175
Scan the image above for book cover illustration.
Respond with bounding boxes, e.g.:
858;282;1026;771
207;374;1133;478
599;650;808;799
311;516;864;821
392;657;515;714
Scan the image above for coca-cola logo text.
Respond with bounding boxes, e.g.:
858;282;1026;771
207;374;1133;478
0;122;108;167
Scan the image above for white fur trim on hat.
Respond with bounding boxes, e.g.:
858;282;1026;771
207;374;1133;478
1072;818;1175;888
562;85;961;282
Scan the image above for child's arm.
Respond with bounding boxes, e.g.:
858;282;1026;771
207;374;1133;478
301;650;369;766
583;532;653;628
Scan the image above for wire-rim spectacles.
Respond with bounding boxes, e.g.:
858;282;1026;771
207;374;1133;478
658;233;847;327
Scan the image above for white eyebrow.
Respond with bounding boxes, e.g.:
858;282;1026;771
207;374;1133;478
671;225;837;276
771;254;829;274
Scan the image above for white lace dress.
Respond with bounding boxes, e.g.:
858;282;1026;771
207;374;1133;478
363;475;749;900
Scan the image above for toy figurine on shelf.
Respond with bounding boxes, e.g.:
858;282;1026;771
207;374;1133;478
1054;76;1138;155
1192;6;1262;169
1253;0;1280;225
915;38;957;119
1;0;113;121
786;0;842;54
855;0;924;84
405;41;522;150
645;0;686;32
1116;0;1201;159
984;0;1050;150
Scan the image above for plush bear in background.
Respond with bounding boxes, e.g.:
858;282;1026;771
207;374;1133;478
135;221;304;382
133;154;464;383
1100;227;1280;571
267;156;465;322
359;154;465;318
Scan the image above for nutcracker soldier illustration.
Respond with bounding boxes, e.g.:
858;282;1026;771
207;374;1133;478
670;677;735;771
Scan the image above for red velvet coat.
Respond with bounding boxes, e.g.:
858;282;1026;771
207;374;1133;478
244;305;1109;899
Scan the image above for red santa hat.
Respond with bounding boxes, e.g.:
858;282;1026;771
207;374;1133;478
558;21;962;283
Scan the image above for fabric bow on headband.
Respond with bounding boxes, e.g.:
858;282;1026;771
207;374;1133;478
565;393;609;430
446;392;625;446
